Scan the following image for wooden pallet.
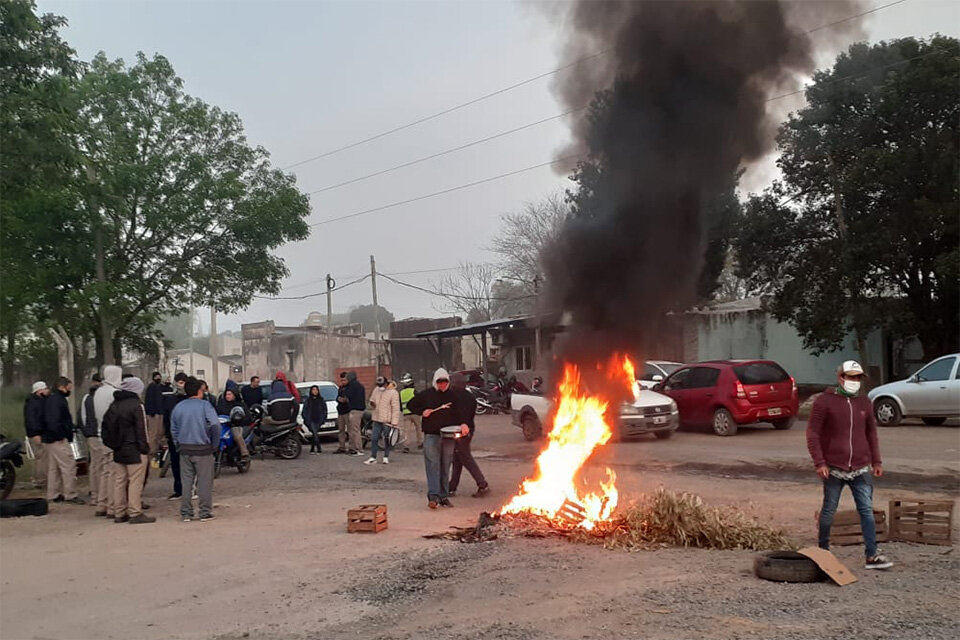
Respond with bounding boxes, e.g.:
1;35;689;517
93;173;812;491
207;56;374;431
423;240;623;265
347;504;388;533
817;509;887;546
889;500;954;546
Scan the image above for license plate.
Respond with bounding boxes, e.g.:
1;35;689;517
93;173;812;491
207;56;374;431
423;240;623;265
767;408;782;416
652;416;669;425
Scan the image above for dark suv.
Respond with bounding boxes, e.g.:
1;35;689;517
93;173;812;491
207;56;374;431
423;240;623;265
654;360;798;436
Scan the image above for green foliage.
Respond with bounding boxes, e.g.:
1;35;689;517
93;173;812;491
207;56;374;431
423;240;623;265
736;36;959;358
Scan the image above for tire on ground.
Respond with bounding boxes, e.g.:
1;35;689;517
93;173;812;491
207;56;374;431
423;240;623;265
521;413;542;441
753;551;825;583
772;417;795;430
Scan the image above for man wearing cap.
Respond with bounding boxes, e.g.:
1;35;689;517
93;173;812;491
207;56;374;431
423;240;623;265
807;360;892;570
24;381;50;488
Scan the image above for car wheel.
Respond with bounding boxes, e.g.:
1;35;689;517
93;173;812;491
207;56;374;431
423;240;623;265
771;417;795;430
874;398;901;426
521;414;542;441
712;408;738;436
653;429;673;440
921;417;947;426
753;551;824;583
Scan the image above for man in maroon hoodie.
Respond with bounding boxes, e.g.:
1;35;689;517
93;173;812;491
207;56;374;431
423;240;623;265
807;360;892;570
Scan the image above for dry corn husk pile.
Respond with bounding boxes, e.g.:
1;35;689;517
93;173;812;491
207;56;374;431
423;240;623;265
428;488;793;551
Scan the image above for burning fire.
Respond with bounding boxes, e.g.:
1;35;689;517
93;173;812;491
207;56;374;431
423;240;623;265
499;355;636;530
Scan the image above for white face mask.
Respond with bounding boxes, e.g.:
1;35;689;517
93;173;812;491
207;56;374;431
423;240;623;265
841;379;861;395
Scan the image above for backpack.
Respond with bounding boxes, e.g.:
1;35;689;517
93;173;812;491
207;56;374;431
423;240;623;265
100;405;121;450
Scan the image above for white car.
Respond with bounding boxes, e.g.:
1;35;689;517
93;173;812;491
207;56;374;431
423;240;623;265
868;353;960;426
511;382;679;441
638;360;685;389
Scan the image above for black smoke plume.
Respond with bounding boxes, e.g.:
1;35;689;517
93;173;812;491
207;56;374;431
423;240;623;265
541;0;862;366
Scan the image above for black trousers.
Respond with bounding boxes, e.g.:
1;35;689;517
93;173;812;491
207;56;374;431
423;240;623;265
450;434;487;491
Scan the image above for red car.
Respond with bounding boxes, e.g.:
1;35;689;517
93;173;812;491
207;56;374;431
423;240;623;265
654;360;798;436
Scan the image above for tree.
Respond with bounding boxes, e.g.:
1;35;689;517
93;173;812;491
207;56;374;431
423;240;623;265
488;193;569;296
0;0;81;382
735;36;959;362
72;52;311;363
348;304;395;336
433;263;533;323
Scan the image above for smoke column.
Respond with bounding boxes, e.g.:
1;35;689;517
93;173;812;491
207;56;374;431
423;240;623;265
541;0;861;363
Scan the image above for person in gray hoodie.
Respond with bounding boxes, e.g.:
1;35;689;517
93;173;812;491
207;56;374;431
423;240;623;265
171;376;220;522
91;365;123;516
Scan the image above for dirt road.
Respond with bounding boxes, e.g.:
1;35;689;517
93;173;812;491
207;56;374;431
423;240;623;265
1;416;957;640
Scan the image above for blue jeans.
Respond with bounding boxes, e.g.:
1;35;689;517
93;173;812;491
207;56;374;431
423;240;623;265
369;422;393;459
818;473;878;557
423;433;455;501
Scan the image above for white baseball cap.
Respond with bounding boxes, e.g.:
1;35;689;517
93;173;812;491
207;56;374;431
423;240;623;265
838;361;865;376
32;381;48;393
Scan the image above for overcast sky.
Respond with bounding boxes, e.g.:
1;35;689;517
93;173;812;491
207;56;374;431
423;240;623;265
38;0;959;334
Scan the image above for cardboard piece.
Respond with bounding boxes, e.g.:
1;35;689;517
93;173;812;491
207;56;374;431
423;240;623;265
797;547;858;586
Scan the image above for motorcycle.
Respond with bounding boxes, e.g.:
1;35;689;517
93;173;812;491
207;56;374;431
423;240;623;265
215;410;254;478
467;384;509;415
0;434;25;500
249;405;302;460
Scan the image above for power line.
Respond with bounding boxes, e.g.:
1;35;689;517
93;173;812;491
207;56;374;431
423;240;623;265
308;107;586;194
804;0;909;34
378;271;536;303
252;274;370;300
282;50;608;171
308;154;580;227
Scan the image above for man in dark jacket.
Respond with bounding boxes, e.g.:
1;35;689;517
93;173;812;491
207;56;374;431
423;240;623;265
344;371;365;456
407;368;469;509
162;372;189;500
102;377;154;524
448;373;489;498
333;373;351;454
43;377;84;504
144;371;165;456
241;375;263;408
24;381;49;488
807;360;891;570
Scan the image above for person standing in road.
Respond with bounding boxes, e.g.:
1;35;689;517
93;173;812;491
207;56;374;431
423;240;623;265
24;381;50;489
144;371;166;456
43;377;84;505
162;372;189;500
448;373;490;497
407;368;468;509
333;373;351;454
241;375;264;408
343;371;366;456
366;377;400;465
807;360;893;571
171;377;219;522
303;385;328;455
398;373;423;453
101;377;155;524
78;374;105;511
93;365;123;515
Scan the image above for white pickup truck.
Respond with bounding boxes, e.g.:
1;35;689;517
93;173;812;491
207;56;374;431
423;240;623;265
510;382;679;441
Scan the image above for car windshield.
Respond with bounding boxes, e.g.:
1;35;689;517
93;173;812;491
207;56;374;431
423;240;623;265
658;363;683;375
733;363;789;384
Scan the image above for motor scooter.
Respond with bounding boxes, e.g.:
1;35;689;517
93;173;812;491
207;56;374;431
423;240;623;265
215;414;254;478
0;434;24;500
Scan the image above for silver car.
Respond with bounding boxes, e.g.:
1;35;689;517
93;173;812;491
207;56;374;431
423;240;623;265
868;353;960;426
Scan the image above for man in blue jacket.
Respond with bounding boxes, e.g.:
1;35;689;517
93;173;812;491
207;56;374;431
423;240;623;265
171;377;220;522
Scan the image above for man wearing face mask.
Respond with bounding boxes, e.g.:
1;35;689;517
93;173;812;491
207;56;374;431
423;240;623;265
807;360;892;571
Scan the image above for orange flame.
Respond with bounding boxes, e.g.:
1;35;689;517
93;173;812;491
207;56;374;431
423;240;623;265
499;355;636;530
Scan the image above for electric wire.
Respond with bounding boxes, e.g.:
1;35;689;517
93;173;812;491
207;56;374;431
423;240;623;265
252;274;370;300
378;271;536;303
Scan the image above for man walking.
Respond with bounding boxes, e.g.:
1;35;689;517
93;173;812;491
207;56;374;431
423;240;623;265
448;373;490;497
43;377;84;504
171;377;219;522
101;377;155;524
24;381;49;489
162;372;189;500
399;373;423;453
78;374;105;511
144;371;166;456
807;360;892;570
344;371;366;456
333;373;351;454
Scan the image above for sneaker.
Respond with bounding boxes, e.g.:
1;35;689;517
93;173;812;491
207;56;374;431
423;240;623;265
49;496;64;503
440;498;454;508
364;458;377;465
199;514;216;523
309;451;318;455
167;493;181;501
181;516;193;522
191;493;198;500
448;490;458;497
94;510;108;517
128;514;156;524
865;554;893;570
428;500;439;510
333;449;347;455
472;485;490;498
349;450;364;457
402;447;411;453
114;515;130;523
382;457;389;464
142;503;151;510
65;497;86;505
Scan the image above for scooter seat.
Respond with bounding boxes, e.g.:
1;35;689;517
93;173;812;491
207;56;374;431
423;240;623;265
258;421;295;434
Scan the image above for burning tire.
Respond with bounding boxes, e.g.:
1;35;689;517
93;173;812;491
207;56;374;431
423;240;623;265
521;413;542;441
753;551;824;583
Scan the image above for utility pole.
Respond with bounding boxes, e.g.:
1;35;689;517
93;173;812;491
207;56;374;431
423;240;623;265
209;306;219;393
370;255;382;374
326;274;335;379
188;303;195;377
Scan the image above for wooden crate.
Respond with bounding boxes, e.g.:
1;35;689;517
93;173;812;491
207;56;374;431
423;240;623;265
889;500;954;546
347;504;388;533
817;509;887;546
